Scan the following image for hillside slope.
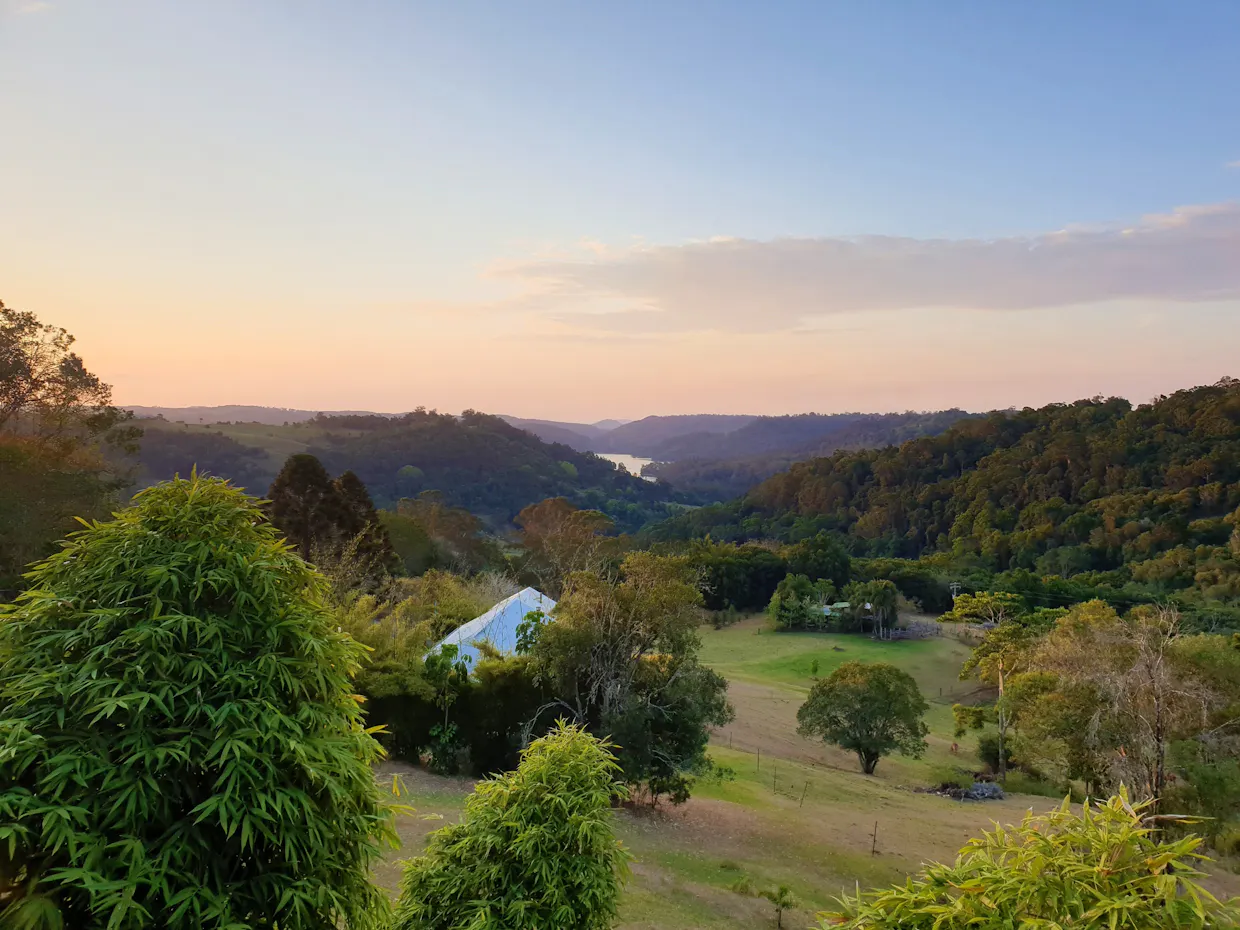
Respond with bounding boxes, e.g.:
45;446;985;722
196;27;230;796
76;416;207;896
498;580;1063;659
651;380;1240;606
125;412;683;531
600;414;756;454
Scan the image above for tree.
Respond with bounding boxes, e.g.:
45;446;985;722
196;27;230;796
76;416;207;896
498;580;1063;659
0;438;118;593
843;579;899;638
954;616;1046;784
601;658;733;805
0;300;138;455
267;452;354;559
392;722;630;930
528;553;734;804
938;590;1025;626
0;303;138;594
796;662;928;774
331;469;401;582
515;497;617;596
822;791;1240;929
266;456;397;594
784;532;850;588
0;476;396;930
423;643;471;775
687;540;788;612
1026;603;1221;806
389;491;505;575
760;885;800;929
767;573;821;630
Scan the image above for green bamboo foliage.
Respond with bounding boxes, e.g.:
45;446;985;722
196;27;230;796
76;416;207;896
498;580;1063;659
821;790;1240;929
0;476;397;930
393;722;630;930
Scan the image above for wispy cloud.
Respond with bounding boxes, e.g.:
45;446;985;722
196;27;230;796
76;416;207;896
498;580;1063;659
1228;160;1240;169
489;202;1240;333
6;0;53;13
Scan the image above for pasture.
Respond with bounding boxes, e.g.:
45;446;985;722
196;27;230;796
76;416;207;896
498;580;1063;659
377;616;1240;928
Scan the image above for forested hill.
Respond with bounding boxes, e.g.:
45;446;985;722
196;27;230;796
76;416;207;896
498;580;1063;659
650;380;1240;603
307;411;673;528
124;411;681;531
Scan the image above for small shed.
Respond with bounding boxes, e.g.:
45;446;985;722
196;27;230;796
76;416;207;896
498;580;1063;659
429;587;556;667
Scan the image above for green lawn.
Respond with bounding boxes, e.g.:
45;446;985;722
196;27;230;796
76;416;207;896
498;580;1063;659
699;618;977;701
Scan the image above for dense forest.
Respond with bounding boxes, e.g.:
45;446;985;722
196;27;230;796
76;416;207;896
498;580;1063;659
650;382;1240;616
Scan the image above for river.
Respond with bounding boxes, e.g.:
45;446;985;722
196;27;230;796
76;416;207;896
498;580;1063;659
597;453;658;480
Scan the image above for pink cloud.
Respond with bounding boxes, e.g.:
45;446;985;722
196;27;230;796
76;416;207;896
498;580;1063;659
494;202;1240;333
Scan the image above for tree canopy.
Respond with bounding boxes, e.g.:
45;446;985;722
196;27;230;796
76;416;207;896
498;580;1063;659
651;382;1240;619
0;300;137;456
797;661;929;774
527;553;734;803
0;476;396;930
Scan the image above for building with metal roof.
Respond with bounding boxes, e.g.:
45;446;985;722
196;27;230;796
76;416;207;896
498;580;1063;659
428;586;556;667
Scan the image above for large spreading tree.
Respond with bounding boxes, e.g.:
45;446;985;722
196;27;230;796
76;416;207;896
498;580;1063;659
797;661;929;774
0;476;397;930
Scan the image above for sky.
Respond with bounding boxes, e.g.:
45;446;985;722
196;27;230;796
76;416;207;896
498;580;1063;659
2;1;1239;421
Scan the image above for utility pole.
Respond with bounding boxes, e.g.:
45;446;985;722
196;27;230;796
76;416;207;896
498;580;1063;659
950;581;962;599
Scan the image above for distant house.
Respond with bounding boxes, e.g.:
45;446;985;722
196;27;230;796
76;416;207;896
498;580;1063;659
428;587;556;667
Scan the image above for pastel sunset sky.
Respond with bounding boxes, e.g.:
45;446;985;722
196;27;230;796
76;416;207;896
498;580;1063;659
3;1;1239;420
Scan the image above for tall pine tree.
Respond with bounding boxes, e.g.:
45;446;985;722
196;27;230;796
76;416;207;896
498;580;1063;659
267;455;398;591
333;469;400;577
266;453;354;559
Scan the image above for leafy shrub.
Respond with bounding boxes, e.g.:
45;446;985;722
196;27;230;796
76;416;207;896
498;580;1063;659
976;732;1014;774
0;476;396;930
822;791;1240;928
393;722;630;930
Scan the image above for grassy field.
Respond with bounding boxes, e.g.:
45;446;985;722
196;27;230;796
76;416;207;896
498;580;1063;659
376;615;1240;928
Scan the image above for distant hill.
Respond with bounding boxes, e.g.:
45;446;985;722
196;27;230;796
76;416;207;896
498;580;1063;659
599;414;756;455
499;413;758;455
126;405;392;425
122;411;684;532
499;416;608;450
647;410;974;499
645;413;907;460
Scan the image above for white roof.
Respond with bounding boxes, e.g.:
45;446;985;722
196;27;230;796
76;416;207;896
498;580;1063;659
429;586;556;667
